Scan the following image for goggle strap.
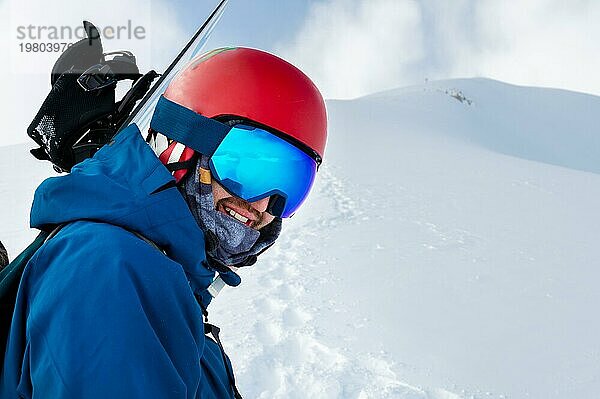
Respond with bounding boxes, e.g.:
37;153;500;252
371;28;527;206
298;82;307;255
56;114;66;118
150;96;231;156
266;195;286;217
164;158;197;172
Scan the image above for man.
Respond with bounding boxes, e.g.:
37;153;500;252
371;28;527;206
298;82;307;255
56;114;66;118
0;47;327;398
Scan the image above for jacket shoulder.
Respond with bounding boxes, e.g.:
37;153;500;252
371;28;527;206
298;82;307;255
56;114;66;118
25;221;198;318
37;221;177;276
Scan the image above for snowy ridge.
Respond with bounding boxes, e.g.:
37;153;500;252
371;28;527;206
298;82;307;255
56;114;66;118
353;78;600;174
3;78;600;398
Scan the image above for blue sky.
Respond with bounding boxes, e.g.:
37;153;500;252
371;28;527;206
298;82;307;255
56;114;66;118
147;0;316;72
180;0;313;51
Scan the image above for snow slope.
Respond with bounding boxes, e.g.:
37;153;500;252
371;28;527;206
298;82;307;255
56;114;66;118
2;78;600;398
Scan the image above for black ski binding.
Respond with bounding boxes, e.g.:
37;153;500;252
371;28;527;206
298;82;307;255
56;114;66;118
28;21;157;172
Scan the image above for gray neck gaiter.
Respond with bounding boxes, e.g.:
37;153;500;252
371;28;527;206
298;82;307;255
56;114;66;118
182;155;281;268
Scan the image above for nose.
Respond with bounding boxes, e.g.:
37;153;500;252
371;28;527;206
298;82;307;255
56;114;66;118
250;196;270;213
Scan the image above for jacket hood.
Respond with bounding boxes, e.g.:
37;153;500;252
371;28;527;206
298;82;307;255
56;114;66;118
30;124;214;295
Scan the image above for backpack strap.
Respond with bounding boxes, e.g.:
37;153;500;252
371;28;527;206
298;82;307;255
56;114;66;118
130;230;164;254
0;225;62;371
45;224;65;242
204;322;244;399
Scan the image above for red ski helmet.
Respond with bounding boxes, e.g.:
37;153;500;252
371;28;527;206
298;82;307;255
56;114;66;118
164;47;326;158
149;47;327;217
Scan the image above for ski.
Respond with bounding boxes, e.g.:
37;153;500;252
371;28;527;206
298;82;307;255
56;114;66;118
118;0;230;134
118;0;233;299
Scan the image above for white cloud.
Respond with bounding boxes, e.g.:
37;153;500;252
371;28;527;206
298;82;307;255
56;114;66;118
461;1;600;94
277;0;424;99
0;0;187;145
281;0;600;99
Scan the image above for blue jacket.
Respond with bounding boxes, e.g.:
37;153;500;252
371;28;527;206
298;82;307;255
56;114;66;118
0;125;237;398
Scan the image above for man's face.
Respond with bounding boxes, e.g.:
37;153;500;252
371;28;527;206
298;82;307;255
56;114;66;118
211;180;275;230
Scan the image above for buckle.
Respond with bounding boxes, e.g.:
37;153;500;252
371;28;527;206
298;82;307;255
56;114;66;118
77;64;117;92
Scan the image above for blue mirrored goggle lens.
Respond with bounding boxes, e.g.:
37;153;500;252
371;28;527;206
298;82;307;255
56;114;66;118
209;124;317;218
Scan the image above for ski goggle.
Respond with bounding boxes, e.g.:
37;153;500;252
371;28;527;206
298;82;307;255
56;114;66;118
150;96;319;217
209;124;318;218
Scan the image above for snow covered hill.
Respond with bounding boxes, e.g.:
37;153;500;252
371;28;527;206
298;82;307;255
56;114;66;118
2;78;600;398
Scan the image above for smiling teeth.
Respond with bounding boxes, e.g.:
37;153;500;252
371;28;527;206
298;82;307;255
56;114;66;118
225;207;249;223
